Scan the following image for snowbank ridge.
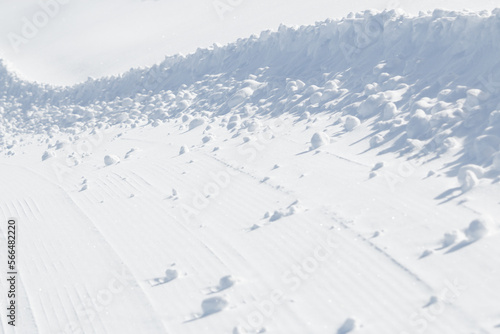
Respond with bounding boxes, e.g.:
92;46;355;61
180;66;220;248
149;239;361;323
1;9;500;172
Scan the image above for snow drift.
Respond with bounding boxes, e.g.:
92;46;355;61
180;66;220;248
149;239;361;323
1;9;500;195
1;9;499;155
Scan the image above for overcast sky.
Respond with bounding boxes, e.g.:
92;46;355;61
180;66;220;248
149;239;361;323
0;0;499;85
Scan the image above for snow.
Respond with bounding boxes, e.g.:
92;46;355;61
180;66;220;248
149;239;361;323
200;296;229;316
310;132;330;150
464;218;491;242
343;115;361;131
104;154;120;166
188;118;206;130
1;7;500;334
41;150;55;161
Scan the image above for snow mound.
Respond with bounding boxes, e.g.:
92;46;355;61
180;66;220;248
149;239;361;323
369;134;384;148
464;219;491;242
188;118;206;130
0;9;499;202
458;165;484;192
0;9;499;182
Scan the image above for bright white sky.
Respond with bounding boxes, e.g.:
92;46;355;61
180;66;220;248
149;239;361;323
0;0;498;85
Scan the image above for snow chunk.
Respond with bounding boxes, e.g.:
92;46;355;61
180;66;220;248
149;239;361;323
188;118;206;130
458;164;484;191
369;134;384;148
459;170;479;192
458;164;484;179
440;137;459;152
227;115;241;130
269;200;302;222
344;116;361;131
179;146;189;155
310;132;330;150
406;110;431;139
181;114;192;123
465;218;491;242
298;111;311;121
269;211;284;222
104;155;120;166
55;140;68;150
164;268;179;281
309;92;323;104
363;83;379;96
202;134;214;143
357;93;386;118
42;150;56;161
121;97;134;108
324;80;339;90
383;102;399;120
286;80;300;93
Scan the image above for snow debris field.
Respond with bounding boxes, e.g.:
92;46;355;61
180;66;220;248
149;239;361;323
1;8;500;334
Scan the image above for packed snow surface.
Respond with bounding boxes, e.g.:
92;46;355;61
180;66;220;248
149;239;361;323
1;9;500;334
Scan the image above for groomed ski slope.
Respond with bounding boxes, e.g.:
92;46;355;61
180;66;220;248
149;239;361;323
1;9;500;334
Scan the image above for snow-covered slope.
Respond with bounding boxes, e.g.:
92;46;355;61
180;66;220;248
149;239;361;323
1;9;500;334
